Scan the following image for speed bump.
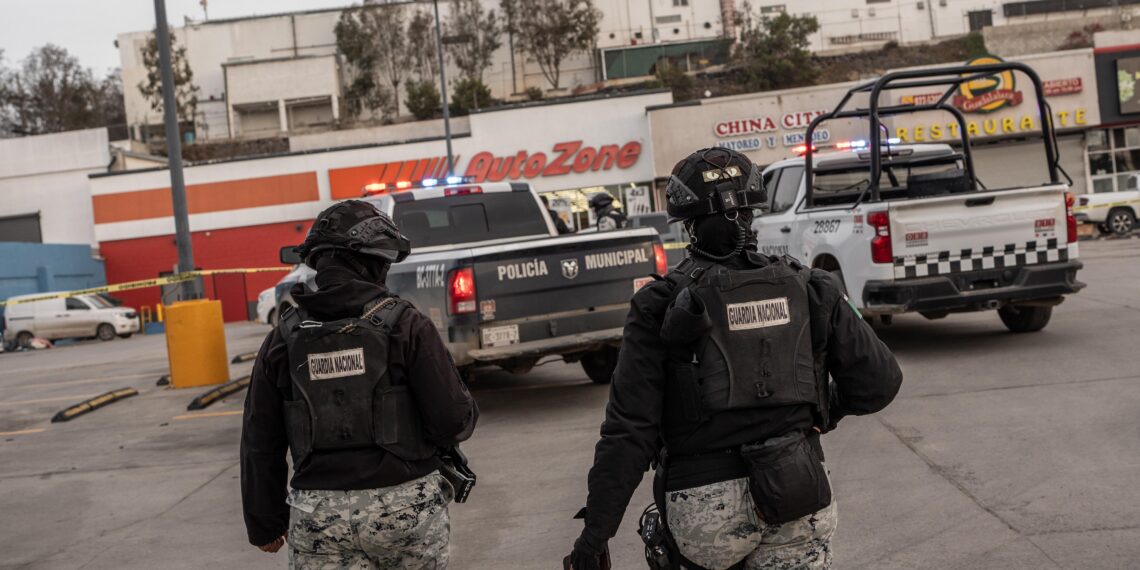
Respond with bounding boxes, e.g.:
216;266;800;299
186;375;251;411
51;388;139;423
231;351;257;364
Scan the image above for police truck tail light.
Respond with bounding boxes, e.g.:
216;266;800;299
653;242;668;274
1064;191;1077;244
868;211;893;264
448;267;477;315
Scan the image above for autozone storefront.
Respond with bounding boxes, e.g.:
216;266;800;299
649;50;1101;196
88;91;671;319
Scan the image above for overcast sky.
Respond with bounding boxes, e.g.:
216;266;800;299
1;0;353;74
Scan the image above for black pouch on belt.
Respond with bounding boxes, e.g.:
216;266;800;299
740;431;831;525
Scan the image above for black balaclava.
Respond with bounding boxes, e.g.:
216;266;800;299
688;208;758;260
312;250;391;289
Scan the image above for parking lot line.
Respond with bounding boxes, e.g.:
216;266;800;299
0;394;94;407
172;410;243;421
0;428;45;437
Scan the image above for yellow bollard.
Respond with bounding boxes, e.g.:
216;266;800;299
164;299;229;389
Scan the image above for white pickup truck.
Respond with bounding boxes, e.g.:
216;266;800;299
1073;173;1138;236
753;62;1085;332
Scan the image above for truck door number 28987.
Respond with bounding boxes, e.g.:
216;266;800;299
813;219;842;234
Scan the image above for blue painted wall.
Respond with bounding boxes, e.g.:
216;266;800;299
0;243;106;328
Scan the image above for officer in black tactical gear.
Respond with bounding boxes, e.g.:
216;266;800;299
589;192;627;231
241;200;478;568
566;148;902;570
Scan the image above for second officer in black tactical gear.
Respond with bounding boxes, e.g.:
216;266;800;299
241;200;478;568
589;192;628;231
566;148;902;570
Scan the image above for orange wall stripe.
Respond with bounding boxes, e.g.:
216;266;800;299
394;160;417;182
410;158;430;182
329;163;383;200
94;172;319;224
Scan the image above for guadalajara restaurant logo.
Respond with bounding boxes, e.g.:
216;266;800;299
951;55;1023;114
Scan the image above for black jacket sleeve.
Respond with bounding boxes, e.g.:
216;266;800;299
402;310;479;447
581;281;673;545
807;270;903;431
240;329;290;547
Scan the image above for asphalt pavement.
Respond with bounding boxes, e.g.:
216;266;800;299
1;238;1138;569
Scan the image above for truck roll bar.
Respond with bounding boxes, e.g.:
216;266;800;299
803;61;1060;208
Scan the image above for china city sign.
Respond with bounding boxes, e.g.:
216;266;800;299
464;140;642;183
713;110;831;151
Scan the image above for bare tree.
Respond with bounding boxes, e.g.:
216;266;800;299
138;30;200;125
335;1;411;119
502;0;599;89
407;10;439;85
445;0;502;88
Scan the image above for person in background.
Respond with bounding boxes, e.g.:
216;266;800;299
589;193;627;231
542;194;574;234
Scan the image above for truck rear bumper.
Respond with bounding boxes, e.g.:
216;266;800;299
862;260;1085;315
466;327;624;363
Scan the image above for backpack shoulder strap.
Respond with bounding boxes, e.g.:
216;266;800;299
277;304;303;338
361;296;410;331
664;257;716;302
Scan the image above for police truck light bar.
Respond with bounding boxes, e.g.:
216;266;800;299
362;176;477;196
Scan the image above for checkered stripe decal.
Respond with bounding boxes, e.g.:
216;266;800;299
893;239;1075;279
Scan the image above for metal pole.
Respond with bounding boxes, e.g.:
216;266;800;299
432;0;455;176
153;0;197;299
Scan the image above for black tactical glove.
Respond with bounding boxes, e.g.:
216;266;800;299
566;532;608;570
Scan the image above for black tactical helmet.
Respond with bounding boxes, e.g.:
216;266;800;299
296;200;411;269
588;192;615;210
665;147;765;222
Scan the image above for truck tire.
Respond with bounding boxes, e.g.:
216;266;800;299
1106;208;1135;236
998;305;1052;333
580;346;619;384
97;323;116;341
16;331;33;348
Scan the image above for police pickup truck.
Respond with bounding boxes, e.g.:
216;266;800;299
753;62;1084;332
280;179;666;382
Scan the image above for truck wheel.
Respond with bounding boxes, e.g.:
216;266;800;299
97;323;116;341
1106;208;1135;236
580;346;619;384
16;331;33;348
998;305;1052;333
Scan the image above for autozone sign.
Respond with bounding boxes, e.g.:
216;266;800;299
463;140;642;182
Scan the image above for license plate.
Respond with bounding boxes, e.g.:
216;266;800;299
481;324;519;348
633;277;654;292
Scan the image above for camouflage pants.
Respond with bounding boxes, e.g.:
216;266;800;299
667;477;837;570
287;472;454;570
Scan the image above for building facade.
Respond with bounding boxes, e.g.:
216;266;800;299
87;91;670;318
649;49;1100;196
116;0;1131;141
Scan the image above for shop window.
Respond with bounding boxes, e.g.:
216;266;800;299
967;10;993;31
673;0;688;6
1092;178;1115;193
1088;152;1113;176
760;4;786;13
1086;128;1140;193
1114;149;1140;173
0;213;42;243
1087;130;1109;152
1119;173;1139;192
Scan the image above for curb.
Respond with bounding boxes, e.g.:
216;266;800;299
186;375;251;411
51;388;139;423
231;352;257;364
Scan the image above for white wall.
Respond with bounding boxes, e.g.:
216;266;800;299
0;129;110;246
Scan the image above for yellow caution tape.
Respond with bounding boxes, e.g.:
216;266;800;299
0;267;290;307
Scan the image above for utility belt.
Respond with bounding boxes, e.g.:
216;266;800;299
639;430;831;570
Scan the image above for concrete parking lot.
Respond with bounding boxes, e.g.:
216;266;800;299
1;238;1138;570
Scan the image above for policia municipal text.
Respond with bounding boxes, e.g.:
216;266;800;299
241;201;478;568
566;148;903;570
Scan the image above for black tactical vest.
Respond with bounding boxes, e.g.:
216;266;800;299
662;257;822;433
278;297;435;469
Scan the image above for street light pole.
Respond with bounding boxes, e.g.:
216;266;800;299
153;0;197;300
432;0;455;176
